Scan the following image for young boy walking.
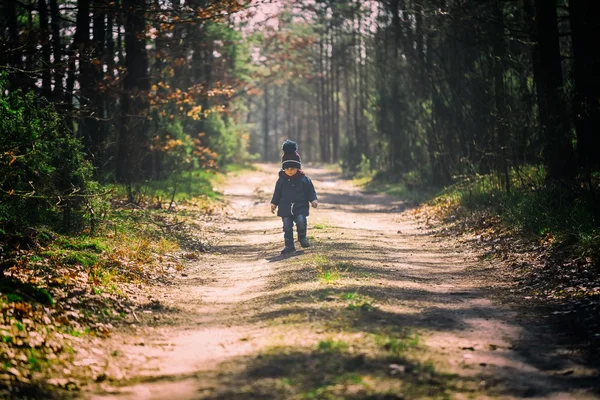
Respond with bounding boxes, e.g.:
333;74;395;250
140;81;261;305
270;140;318;254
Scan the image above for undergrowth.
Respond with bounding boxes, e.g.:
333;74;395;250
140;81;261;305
432;166;600;266
0;174;224;393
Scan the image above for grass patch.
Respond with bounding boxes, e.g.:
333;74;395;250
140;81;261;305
222;163;257;174
340;292;358;301
28;255;44;263
26;349;45;372
89;266;119;287
359;176;438;205
347;299;375;312
316;339;350;353
0;279;53;305
341;291;377;311
319;268;341;284
376;333;420;354
312;223;327;230
63;252;99;267
308;255;357;284
63;327;91;337
55;237;108;253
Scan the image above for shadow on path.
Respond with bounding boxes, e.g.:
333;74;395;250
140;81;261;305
87;164;599;400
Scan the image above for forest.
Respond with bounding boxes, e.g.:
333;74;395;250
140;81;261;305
2;0;600;202
1;0;599;396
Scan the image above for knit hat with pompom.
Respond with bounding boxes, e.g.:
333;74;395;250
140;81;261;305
281;140;301;170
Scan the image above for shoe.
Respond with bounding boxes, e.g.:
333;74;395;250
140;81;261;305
281;239;296;255
299;237;310;248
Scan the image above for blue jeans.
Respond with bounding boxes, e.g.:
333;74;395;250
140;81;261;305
282;214;307;241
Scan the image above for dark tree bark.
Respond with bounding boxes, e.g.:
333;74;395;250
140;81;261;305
116;0;150;190
570;0;600;171
388;0;406;170
38;0;52;99
492;1;510;192
531;0;575;180
82;0;108;163
66;0;91;117
4;1;22;91
570;0;600;215
25;6;35;91
49;0;63;99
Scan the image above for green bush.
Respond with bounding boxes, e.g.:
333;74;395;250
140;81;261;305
203;113;250;167
339;142;366;176
0;77;98;232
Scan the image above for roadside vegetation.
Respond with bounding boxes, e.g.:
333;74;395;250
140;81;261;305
0;73;237;395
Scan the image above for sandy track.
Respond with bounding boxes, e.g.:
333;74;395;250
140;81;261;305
86;164;598;400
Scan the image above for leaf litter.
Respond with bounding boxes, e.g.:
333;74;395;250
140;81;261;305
412;197;600;360
0;196;227;398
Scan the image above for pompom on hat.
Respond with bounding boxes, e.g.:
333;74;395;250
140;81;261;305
281;140;301;170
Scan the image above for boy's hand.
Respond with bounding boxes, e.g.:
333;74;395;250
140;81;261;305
311;200;318;208
270;203;277;214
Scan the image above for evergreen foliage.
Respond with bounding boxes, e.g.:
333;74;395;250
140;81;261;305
0;79;97;232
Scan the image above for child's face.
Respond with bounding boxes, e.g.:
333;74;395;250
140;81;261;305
284;167;298;176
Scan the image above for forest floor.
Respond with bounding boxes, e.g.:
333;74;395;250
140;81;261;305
76;164;600;399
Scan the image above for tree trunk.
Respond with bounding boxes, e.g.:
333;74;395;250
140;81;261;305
318;35;328;162
66;0;91;121
570;0;600;171
263;85;270;161
532;0;575;180
4;1;22;91
38;0;52;99
570;0;600;217
329;21;338;162
493;1;510;192
84;0;107;164
116;0;150;188
49;0;63;100
273;85;280;155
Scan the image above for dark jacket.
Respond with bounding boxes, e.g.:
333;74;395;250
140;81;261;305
270;171;318;217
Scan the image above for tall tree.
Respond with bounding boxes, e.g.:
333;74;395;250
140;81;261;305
116;0;150;191
38;0;52;99
570;0;600;171
532;0;575;180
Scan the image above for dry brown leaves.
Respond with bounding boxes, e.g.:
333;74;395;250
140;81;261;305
0;197;228;396
411;199;600;351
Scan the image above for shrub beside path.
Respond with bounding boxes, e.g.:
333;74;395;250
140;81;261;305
86;164;599;399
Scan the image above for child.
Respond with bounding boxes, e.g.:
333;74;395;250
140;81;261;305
270;140;318;254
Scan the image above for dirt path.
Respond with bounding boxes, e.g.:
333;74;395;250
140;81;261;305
86;164;599;400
